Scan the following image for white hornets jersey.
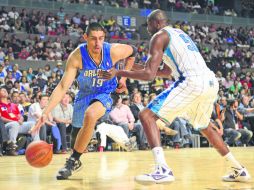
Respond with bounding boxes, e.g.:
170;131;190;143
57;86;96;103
162;26;211;80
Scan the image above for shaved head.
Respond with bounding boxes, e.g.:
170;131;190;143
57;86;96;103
147;9;168;35
147;9;167;22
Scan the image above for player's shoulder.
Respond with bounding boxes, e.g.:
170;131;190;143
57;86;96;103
68;44;84;67
150;29;170;47
160;26;183;36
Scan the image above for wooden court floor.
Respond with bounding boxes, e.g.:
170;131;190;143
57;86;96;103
0;147;253;190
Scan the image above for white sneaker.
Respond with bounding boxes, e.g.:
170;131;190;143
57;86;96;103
222;167;251;182
135;164;175;184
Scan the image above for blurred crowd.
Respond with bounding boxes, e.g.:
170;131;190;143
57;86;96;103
49;0;254;18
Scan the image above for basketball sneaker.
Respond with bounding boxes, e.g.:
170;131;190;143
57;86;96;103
222;167;251;182
135;164;175;184
56;157;82;180
123;136;137;151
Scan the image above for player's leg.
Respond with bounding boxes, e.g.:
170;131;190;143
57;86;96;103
193;77;251;182
135;79;193;183
201;122;251;182
135;108;175;183
74;101;106;152
70;127;80;149
57;101;106;180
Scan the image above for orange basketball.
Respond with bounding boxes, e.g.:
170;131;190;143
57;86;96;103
25;140;53;168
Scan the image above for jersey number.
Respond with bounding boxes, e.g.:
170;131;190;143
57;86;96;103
179;34;199;52
92;78;104;87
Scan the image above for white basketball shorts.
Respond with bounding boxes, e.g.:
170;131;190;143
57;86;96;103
147;73;219;130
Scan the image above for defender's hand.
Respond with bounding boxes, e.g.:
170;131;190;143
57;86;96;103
98;68;118;80
116;78;128;94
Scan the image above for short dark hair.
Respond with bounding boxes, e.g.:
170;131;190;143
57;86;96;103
111;93;121;106
11;91;19;97
39;94;49;100
85;22;106;36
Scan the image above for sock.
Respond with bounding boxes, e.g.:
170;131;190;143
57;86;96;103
152;147;168;166
71;149;82;160
224;152;242;169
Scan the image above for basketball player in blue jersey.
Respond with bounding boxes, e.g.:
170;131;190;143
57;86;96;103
30;22;137;180
100;10;251;183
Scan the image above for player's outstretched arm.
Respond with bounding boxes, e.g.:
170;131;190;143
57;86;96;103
30;48;80;134
132;63;172;79
100;31;169;81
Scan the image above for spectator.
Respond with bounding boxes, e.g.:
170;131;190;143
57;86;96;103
57;7;66;24
8;7;19;22
26;52;38;61
30;76;40;95
18;47;30;60
0;64;6;82
19;92;31;120
109;94;147;150
130;91;144;123
53;62;64;75
35;20;46;34
0;47;6;63
221;99;253;146
52;93;73;153
130;0;139;8
36;73;47;93
11;91;24;115
28;94;62;153
26;67;34;82
12;64;22;81
0;86;39;155
20;76;31;93
44;64;52;78
170;117;192;148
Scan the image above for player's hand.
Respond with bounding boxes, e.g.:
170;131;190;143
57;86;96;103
116;78;128;94
218;129;223;136
29;114;48;135
98;68;118;80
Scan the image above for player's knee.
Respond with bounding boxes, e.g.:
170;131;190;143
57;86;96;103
84;110;98;121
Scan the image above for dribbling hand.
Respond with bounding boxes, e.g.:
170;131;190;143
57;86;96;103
29;114;48;135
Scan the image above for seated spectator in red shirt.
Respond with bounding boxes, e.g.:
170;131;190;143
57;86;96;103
0;86;39;156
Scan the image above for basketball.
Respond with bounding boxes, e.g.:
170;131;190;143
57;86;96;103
25;141;53;168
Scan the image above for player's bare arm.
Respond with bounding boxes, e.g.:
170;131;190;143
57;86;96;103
30;48;80;134
43;48;80;115
100;31;169;81
131;60;172;78
110;43;136;93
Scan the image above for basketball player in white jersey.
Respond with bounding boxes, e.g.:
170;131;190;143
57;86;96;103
100;9;251;183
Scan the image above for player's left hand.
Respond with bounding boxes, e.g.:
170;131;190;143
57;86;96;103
98;68;117;80
116;78;128;94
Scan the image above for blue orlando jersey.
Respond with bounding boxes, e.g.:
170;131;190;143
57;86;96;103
77;42;118;96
